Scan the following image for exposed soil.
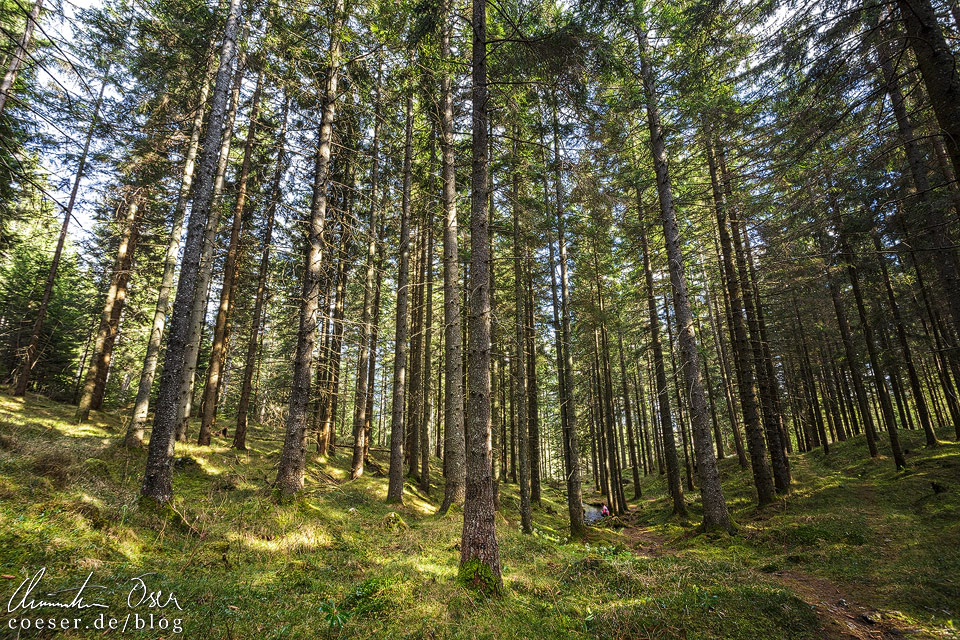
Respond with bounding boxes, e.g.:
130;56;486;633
770;569;932;640
611;511;939;640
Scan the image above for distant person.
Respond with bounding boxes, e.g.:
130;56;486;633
601;504;610;518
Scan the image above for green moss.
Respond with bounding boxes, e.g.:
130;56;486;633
457;557;502;596
0;392;957;638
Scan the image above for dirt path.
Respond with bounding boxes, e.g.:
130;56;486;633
610;515;933;640
770;569;931;640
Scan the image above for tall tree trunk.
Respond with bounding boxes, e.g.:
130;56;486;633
695;312;725;462
895;0;960;180
176;56;244;442
551;101;585;538
459;0;503;591
386;89;414;504
513;176;532;533
877;33;960;365
547;238;573;490
197;71;264;444
743;229;793;460
637;193;687;517
127;54;215;448
140;0;242;503
420;211;435;493
234;96;288;449
15;60;112;396
727;200;790;493
351;89;382;479
639;27;731;530
407;226;426;477
664;300;695;492
274;0;344;497
873;233;937;446
796;313;828;452
526;271;541;505
76;196;141;421
595;257;626;513
820;233;880;457
437;0;465;514
710;234;749;466
488;129;500;509
839;232;907;469
618;333;642;498
322;249;350;454
705;133;776;504
0;0;43;115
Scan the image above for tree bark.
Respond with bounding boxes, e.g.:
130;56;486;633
386;89;414;504
705;133;776;504
637;193;687;517
840;232;907;469
197;72;264;444
274;0;344;497
877;33;960;371
513;173;532;533
234;96;288;449
140;0;242;503
873;233;937;446
820;232;880;458
618;334;642;498
550;105;586;537
407;226;426;477
127;54;216;448
896;0;960;180
639;26;731;530
459;0;503;591
525;270;541;505
0;0;43;115
76;196;140;421
175;55;244;442
420;210;435;493
351;87;382;479
437;0;465;514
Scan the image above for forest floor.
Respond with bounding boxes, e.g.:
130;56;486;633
0;391;958;639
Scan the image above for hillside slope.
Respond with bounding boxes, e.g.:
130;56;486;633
0;392;957;639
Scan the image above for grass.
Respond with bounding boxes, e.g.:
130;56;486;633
0;390;957;638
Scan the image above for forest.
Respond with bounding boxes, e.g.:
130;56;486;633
0;0;959;636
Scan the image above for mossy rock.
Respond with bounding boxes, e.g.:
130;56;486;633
383;511;409;531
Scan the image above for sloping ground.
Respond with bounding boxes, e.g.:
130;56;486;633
0;391;956;639
597;426;960;639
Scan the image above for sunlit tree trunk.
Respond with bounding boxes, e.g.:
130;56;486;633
387;89;414;504
705;133;776;504
0;0;43;115
637;193;686;517
175;57;244;442
197;72;264;444
437;0;465;514
459;0;503;591
76;195;140;422
141;0;243;503
351;88;382;479
639;26;730;530
513;168;532;533
127;54;215;447
234;97;288;450
274;0;345;496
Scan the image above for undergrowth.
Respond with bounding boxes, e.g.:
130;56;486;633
0;391;956;638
